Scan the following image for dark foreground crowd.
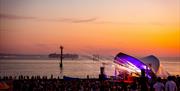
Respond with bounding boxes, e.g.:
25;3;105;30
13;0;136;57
0;75;180;91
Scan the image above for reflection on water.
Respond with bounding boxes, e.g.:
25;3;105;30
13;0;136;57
0;59;179;78
160;59;180;75
0;60;114;78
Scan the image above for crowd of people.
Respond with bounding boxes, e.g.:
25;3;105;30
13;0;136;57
0;75;179;91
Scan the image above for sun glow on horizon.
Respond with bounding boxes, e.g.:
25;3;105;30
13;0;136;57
0;0;179;57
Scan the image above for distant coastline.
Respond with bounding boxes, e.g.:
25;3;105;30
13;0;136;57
0;53;78;60
48;53;79;60
0;53;179;60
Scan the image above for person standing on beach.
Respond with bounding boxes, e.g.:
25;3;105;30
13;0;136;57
139;76;150;91
153;77;164;91
165;76;177;91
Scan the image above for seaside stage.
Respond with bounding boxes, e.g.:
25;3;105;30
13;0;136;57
112;52;169;79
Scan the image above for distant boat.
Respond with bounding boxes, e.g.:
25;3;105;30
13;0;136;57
92;54;100;61
63;76;79;80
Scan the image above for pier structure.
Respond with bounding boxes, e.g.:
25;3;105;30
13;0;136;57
60;46;63;68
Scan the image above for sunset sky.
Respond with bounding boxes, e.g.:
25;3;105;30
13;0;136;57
0;0;180;57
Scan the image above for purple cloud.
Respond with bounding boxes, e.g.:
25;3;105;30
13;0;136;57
0;13;37;20
0;13;97;23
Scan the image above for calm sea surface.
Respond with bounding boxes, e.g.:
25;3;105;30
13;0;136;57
0;59;179;78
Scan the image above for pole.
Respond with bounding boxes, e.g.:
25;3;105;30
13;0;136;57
60;46;63;68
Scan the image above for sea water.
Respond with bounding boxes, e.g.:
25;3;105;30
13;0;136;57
0;58;179;78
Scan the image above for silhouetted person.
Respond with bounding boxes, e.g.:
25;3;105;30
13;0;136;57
99;67;107;81
139;76;149;91
130;79;138;91
165;76;177;91
153;77;164;91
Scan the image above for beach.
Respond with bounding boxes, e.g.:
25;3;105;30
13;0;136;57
1;74;180;91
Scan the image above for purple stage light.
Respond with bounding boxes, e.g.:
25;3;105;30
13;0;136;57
114;52;155;78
